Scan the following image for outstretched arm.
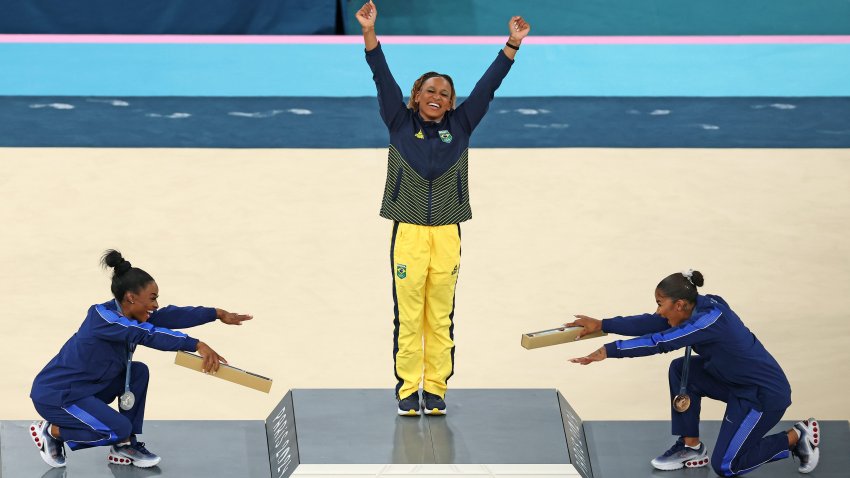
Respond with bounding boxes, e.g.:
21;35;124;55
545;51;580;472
567;313;670;338
356;1;378;51
148;305;252;329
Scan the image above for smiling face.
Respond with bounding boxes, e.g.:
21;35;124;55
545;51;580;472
124;281;159;322
414;76;453;122
654;288;693;327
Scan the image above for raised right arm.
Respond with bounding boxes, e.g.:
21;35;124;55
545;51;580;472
356;1;378;51
357;1;406;130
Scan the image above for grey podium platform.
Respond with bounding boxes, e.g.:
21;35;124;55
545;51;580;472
585;420;850;478
0;419;271;478
3;389;848;478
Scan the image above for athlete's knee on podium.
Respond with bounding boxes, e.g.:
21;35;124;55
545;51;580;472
711;449;737;477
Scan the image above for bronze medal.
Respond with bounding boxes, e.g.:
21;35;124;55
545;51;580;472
673;346;693;413
672;393;691;412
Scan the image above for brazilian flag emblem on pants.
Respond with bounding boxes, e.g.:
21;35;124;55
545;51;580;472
396;264;407;279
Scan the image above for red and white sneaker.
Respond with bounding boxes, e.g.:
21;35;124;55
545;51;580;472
29;420;66;468
650;438;710;471
107;438;161;468
792;418;820;474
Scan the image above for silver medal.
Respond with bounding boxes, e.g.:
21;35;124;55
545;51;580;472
119;391;135;410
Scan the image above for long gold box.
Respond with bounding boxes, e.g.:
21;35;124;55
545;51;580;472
174;351;273;393
521;326;607;350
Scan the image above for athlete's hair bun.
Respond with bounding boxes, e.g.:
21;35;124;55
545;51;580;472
101;249;131;276
690;270;705;287
100;249;154;301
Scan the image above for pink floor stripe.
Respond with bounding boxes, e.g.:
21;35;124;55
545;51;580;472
1;34;849;45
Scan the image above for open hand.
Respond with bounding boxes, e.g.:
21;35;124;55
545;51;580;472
570;346;607;365
216;308;253;326
355;1;377;29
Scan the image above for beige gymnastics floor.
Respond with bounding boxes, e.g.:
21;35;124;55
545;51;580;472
1;148;848;422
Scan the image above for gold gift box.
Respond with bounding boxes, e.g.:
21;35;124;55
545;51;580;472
521;326;607;350
174;351;273;393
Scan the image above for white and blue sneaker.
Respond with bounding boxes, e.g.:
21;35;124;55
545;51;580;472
108;438;161;468
650;438;709;471
792;418;820;474
29;420;66;468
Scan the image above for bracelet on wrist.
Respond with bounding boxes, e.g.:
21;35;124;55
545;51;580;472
505;41;520;51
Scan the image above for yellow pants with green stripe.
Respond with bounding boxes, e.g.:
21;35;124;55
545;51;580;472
391;221;461;400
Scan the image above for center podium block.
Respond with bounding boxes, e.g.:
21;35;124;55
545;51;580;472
265;389;591;478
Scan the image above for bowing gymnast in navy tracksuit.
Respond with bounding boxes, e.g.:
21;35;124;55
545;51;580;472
567;270;821;476
29;250;252;469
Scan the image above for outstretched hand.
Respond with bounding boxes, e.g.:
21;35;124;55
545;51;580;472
570;346;607;365
216;308;253;326
508;16;531;43
564;314;602;338
355;1;377;29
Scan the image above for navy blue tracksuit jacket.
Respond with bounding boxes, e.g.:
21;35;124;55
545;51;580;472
31;300;214;407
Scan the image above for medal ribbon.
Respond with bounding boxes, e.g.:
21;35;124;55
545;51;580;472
679;345;692;395
124;343;136;396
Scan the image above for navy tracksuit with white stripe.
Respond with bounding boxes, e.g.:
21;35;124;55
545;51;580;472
603;294;792;477
31;300;215;450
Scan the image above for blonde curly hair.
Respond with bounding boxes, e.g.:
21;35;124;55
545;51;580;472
407;72;457;111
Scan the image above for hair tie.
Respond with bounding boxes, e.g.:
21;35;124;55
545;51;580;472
681;269;695;286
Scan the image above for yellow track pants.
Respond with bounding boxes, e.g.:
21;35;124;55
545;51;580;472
391;221;461;400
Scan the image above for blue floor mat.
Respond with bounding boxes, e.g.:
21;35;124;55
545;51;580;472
2;96;848;148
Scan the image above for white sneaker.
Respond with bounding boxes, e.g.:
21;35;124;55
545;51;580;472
793;418;820;474
650;438;709;471
29;420;66;468
107;439;161;468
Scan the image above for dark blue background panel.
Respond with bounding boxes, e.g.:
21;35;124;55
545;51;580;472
1;96;848;148
0;0;343;34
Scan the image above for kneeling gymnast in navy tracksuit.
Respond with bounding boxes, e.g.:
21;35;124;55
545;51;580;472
567;270;821;476
29;249;252;469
